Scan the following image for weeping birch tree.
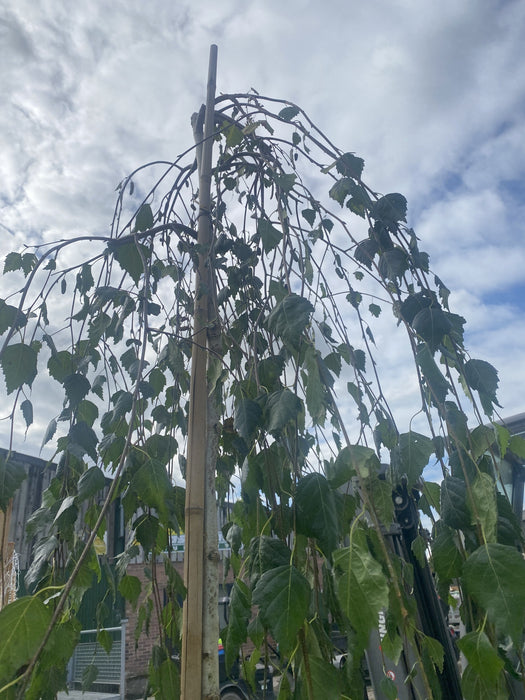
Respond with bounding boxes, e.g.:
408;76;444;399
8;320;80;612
1;46;525;700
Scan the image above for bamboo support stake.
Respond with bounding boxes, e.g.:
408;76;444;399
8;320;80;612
181;44;218;700
0;502;13;609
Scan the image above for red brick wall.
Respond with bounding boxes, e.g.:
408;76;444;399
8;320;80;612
124;557;235;680
125;560;184;678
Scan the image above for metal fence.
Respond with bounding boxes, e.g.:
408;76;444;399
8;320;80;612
68;620;127;699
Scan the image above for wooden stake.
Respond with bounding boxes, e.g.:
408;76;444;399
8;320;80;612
181;44;218;700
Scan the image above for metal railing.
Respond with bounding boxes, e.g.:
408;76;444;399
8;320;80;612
68;620;127;699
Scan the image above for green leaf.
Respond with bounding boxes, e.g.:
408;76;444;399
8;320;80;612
496;492;523;546
20;399;33;430
410;534;427;567
77;399;99;427
397;431;434;485
467;472;497;542
463;359;500;416
445;402;469;445
144;434;178;465
462;543;525;644
346;185;371;217
1;343;38;393
374;414;398;450
335;152;364;179
509;434;525;458
328;178;354;206
274;172;296;193
243;121;264;136
24;535;58;591
366;477;394;525
412;307;452;350
77;466;106;501
257;355;285;391
21;253;38;276
107;240;146;284
399;292;434;325
301;209;316;226
264;389;302;433
76;263;94;295
148;367;166;397
120;347;140;379
247;536;291;589
234;398;262;442
457;631;504;684
82;663;98;691
112;390;134;420
41;418;57;449
47;350;74;383
493;423;510;460
461;663;507;700
354;238;379;269
420;634;444;673
369;303;381;318
133;513;160;552
380;632;403;665
304;346;327;425
252;565;310;655
420;480;441;515
152;658;180;700
416;343;450;405
224;579;251;671
0;596;52;682
97;628;113;655
247;615;264;649
132;459;172;520
64;373;91;408
278;105;300;121
225;123;243;148
0;455;26;511
327;445;380;488
370;193;407;225
441;476;470;530
378;248;409;281
35;616;80;693
295;473;340;555
119;574;142;609
54;495;77;527
266;294;314;350
0;299;27;334
334;529;389;644
68;421;98;462
379;676;399;700
308;656;342;700
135;203;154;232
3;251;22;273
257;218;282;253
431;527;463;582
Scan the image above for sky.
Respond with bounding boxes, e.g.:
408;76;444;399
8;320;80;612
1;0;525;461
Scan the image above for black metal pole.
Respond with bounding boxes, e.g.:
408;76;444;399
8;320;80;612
393;483;463;699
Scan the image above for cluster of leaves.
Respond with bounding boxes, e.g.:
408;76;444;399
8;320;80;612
1;92;525;699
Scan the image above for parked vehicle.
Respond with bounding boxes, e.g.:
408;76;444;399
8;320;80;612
219;652;274;699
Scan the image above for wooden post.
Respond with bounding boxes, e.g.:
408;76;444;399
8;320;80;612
181;44;218;700
0;502;13;609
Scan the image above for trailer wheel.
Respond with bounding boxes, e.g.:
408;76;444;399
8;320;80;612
220;688;246;700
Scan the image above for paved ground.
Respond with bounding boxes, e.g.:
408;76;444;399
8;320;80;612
57;692;120;700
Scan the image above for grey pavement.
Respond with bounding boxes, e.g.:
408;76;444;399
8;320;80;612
57;692;120;700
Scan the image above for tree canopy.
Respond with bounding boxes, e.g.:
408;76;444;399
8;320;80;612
1;78;525;700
